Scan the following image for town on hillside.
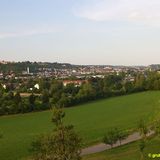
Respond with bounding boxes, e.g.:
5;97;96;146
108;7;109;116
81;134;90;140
0;60;158;79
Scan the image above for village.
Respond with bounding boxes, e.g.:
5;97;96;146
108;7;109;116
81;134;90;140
0;60;150;79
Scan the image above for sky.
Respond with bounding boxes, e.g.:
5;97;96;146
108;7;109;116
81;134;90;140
1;0;160;65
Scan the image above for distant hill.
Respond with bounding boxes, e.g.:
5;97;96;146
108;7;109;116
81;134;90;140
0;61;78;73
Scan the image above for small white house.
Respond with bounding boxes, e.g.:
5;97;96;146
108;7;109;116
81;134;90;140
34;84;40;90
2;84;6;89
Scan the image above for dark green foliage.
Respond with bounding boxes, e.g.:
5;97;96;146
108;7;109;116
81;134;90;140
103;128;118;148
139;140;146;160
1;91;160;160
58;94;71;107
1;71;160;115
153;119;160;137
14;92;22;104
52;107;65;126
138;119;148;139
139;140;145;152
116;129;129;145
31;107;81;160
64;83;79;96
138;119;149;160
41;90;49;104
29;94;36;111
29;94;36;105
103;128;128;148
39;79;51;91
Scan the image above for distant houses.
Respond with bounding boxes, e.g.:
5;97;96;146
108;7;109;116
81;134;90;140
63;80;88;87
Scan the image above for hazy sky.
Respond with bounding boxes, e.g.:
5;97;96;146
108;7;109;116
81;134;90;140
1;0;160;65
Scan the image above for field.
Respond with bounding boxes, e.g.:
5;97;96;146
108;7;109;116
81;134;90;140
1;91;160;160
83;136;160;160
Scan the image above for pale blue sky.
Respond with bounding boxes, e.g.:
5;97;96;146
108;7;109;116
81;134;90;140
1;0;160;65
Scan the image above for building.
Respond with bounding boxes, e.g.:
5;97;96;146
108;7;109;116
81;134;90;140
63;80;87;87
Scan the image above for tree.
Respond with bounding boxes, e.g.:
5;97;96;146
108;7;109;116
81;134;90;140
39;78;50;91
103;128;118;148
77;83;96;101
103;75;123;94
14;92;22;104
6;91;14;100
139;140;145;160
134;74;146;91
103;128;128;147
50;80;63;95
124;81;134;93
64;83;79;96
31;107;81;160
153;80;160;90
29;94;36;111
116;129;128;146
50;80;63;105
153;119;160;137
41;90;49;104
138;119;148;140
138;119;148;160
58;94;70;107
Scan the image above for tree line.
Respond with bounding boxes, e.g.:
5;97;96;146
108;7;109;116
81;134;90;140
1;71;160;115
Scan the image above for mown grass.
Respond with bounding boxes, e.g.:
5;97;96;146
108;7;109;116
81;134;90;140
83;136;160;160
0;91;160;160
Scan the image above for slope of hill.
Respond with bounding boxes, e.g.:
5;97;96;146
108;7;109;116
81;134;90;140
0;91;160;160
83;136;160;160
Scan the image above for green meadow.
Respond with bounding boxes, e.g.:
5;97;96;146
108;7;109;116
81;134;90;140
1;91;160;160
83;136;160;160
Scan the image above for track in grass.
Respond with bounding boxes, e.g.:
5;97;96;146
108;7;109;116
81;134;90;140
0;91;160;160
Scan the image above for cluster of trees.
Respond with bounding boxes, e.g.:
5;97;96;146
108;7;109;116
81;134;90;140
0;75;124;115
2;71;160;115
0;91;50;115
138;119;149;160
43;71;160;108
30;111;160;160
138;118;160;160
102;119;160;160
103;128;128;148
29;109;160;160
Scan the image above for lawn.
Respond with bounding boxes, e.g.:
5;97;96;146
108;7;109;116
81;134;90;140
83;136;160;160
0;91;160;160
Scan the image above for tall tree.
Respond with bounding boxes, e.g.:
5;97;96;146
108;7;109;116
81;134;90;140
103;127;128;147
103;128;118;148
138;119;148;140
31;107;81;160
138;119;148;160
14;92;22;104
139;140;145;160
41;90;49;104
29;94;36;111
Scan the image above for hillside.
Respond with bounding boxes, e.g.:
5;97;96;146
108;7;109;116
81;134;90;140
0;91;160;160
83;136;160;160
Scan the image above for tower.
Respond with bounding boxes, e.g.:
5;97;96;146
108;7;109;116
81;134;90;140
27;67;30;74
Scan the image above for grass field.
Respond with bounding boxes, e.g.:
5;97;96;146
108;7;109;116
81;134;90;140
83;136;160;160
1;91;160;160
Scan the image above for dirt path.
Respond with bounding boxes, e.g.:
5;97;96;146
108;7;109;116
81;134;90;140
81;130;155;156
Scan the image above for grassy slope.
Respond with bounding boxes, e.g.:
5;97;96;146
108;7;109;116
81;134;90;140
83;136;160;160
0;91;160;160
